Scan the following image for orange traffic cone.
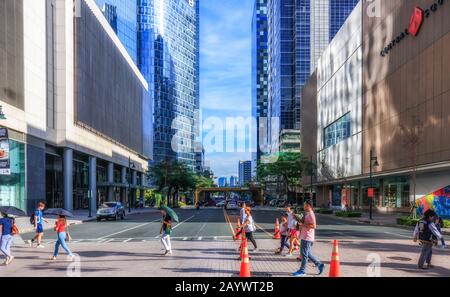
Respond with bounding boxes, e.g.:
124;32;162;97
329;240;341;277
273;218;281;239
239;235;247;258
239;237;251;277
235;218;242;240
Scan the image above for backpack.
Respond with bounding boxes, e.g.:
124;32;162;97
30;211;35;225
418;219;435;242
11;223;19;236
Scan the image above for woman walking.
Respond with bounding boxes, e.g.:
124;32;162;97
0;213;15;265
160;208;173;256
50;215;74;261
241;207;258;251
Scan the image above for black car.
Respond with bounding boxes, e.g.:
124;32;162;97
96;202;126;221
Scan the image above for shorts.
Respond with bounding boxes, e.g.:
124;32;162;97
289;229;298;237
36;224;44;234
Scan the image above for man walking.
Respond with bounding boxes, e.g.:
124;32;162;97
29;202;48;248
413;209;443;269
292;200;325;277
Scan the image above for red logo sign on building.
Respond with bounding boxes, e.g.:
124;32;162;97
408;7;425;37
368;188;374;198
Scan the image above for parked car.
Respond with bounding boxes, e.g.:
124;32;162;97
276;199;287;207
227;201;239;210
97;202;125;221
216;200;226;208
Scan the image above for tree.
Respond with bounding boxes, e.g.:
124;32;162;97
400;115;424;218
257;152;311;199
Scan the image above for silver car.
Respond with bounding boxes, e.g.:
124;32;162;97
96;202;125;221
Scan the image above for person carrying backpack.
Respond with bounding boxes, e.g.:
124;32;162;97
0;213;18;265
413;209;443;270
29;201;48;248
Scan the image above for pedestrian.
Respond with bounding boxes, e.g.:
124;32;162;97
275;213;290;254
413;210;443;269
160;208;173;256
29;201;48;248
292;200;325;277
233;202;247;240
285;207;299;257
0;213;17;265
241;207;257;251
49;215;74;261
435;216;446;249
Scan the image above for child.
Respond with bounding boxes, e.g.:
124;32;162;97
435;217;446;249
275;213;290;254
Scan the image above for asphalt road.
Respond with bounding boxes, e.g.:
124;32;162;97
19;208;438;245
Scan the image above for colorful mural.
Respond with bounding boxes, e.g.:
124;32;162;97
416;186;450;219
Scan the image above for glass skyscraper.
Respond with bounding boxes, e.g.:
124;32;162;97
252;0;269;169
138;0;200;169
96;0;200;169
265;0;358;146
94;0;138;64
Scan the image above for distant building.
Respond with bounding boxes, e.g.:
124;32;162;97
218;177;228;188
239;161;252;186
230;176;238;187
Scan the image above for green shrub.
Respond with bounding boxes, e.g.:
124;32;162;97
335;211;362;218
396;217;419;226
316;209;333;214
443;220;450;228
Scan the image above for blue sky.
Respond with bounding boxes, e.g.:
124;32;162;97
200;0;254;179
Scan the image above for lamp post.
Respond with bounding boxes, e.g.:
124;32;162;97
0;105;6;120
128;157;135;213
369;149;379;220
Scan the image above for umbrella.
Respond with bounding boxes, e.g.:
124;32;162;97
0;206;27;217
44;208;74;218
159;205;179;223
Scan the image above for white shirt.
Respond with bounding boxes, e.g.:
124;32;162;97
287;212;296;229
244;216;256;232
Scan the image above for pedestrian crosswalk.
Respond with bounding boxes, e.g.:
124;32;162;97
20;234;272;245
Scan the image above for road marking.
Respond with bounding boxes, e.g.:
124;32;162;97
183;237;188;241
104;238;114;243
198;237;203;241
123;238;133;243
98;218;160;240
384;231;410;238
223;209;236;237
172;215;195;230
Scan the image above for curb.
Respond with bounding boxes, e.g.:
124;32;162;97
317;213;450;236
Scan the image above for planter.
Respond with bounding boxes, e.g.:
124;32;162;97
335;211;362;218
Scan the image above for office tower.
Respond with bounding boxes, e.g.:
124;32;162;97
229;176;238;187
218;177;227;188
239;161;252;186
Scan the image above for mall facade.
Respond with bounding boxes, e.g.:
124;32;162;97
0;0;152;213
301;0;450;216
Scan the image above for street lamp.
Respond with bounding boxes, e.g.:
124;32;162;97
128;157;136;213
0;105;6;120
369;149;379;220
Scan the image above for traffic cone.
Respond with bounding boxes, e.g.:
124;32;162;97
239;235;247;259
329;240;341;277
235;218;242;240
239;238;251;277
273;218;281;239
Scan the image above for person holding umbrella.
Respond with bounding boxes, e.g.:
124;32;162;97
43;208;75;261
159;206;179;256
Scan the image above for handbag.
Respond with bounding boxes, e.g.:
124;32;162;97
11;223;20;235
65;226;72;242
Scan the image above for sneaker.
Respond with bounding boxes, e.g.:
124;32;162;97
296;257;303;261
285;253;293;257
67;255;75;262
427;264;434;269
292;270;306;277
318;263;325;275
36;244;45;249
28;240;33;248
49;256;57;261
166;251;173;256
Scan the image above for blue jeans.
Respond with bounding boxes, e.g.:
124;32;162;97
298;240;322;273
53;232;73;257
0;234;13;258
280;235;290;252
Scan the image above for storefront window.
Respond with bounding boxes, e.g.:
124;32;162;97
383;177;410;208
361;180;380;207
0;140;26;210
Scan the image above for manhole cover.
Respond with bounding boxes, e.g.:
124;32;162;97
388;256;412;262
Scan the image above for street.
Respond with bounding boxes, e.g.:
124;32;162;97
2;208;449;277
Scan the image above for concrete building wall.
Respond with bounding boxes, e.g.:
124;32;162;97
316;2;363;180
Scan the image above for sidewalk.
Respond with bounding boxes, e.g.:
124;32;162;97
15;207;159;235
319;211;450;235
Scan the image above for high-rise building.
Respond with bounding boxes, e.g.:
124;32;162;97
94;0;138;64
138;0;200;169
239;161;252;186
97;0;200;170
229;176;238;187
265;0;358;147
218;177;228;188
252;0;269;171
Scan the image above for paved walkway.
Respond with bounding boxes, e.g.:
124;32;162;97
2;237;449;277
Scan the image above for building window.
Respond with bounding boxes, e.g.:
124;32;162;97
0;139;26;210
323;113;351;149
